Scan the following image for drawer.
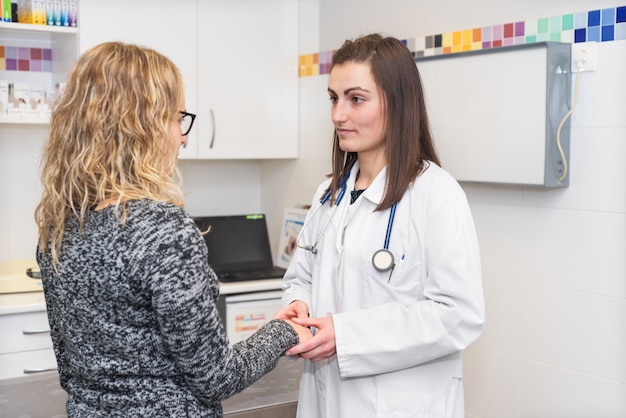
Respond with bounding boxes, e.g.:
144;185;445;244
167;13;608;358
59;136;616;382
0;348;57;379
0;311;52;354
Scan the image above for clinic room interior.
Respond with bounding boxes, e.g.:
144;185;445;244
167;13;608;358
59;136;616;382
0;0;625;417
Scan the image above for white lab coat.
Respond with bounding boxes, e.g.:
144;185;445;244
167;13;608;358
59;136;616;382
282;161;485;418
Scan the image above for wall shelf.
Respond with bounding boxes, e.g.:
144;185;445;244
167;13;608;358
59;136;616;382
0;22;77;35
0;116;49;125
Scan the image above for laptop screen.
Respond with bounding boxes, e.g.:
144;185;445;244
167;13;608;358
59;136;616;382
193;214;274;273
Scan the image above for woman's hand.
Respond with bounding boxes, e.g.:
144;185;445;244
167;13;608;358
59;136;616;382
283;319;314;348
284;316;336;362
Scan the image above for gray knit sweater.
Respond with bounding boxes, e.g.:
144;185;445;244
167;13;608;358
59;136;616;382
36;200;298;417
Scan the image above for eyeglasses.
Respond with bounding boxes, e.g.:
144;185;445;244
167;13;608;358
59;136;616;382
179;111;196;136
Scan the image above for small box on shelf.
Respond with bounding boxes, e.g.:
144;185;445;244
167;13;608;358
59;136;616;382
0;81;61;122
2;0;11;22
17;0;47;25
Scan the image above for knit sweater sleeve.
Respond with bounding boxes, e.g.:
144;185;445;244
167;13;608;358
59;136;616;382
143;205;299;403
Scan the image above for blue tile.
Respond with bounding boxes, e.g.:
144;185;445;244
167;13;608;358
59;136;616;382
574;12;587;29
574;28;587;42
5;46;16;59
588;9;601;26
616;22;626;40
587;25;601;41
617;6;626;23
602;24;614;41
602;8;615;25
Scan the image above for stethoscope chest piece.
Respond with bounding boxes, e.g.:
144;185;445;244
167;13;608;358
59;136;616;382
372;248;395;272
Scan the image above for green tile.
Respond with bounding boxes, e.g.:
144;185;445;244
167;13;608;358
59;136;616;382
549;32;562;41
562;14;574;30
550;16;561;32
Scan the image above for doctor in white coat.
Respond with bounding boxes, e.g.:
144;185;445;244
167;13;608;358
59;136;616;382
275;33;485;418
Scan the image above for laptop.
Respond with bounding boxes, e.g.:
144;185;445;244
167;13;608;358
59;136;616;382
194;214;287;282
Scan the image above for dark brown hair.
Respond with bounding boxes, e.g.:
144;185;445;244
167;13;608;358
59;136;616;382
327;33;440;210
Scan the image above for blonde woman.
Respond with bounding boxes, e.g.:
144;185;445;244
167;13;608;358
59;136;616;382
35;42;311;417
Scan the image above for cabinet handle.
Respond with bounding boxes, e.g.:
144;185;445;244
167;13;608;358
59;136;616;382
26;268;42;279
209;109;216;149
23;367;57;374
22;329;51;335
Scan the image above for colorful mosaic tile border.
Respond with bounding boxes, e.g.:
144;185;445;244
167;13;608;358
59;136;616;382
300;4;626;77
0;46;53;72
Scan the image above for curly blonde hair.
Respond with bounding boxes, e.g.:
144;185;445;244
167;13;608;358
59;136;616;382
35;42;186;263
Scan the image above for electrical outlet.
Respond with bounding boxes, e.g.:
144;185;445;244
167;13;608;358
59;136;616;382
571;41;597;72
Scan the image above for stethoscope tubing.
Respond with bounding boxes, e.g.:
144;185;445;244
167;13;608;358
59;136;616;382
296;174;349;254
296;171;398;275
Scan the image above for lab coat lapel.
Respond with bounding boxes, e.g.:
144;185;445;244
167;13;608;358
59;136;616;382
361;166;387;207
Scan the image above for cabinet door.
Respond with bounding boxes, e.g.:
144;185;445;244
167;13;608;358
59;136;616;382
77;1;199;159
196;0;298;159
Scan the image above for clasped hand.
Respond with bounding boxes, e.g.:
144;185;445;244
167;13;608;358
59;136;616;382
275;301;336;362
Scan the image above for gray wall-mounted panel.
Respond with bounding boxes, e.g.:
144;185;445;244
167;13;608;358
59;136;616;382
416;42;571;187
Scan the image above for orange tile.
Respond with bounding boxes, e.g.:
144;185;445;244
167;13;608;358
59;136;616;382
473;28;482;42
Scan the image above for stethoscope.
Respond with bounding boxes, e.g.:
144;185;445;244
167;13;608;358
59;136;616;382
296;173;398;273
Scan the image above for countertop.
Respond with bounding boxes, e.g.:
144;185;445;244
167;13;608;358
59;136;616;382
0;356;302;417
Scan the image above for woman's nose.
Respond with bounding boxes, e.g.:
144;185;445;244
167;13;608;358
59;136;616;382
331;101;347;124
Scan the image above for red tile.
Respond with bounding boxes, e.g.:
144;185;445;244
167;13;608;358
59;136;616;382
18;59;30;71
504;23;514;38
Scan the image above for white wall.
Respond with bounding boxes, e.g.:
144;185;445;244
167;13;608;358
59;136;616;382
263;1;625;417
179;160;263;217
0;124;47;261
0;137;264;262
261;0;334;250
464;39;625;415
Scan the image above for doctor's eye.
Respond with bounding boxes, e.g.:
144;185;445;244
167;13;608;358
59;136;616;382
328;94;338;104
350;95;365;104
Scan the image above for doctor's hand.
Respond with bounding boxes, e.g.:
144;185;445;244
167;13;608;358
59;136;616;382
284;316;336;362
273;300;309;321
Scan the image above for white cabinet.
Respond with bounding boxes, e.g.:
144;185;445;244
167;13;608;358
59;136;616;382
77;0;199;159
0;22;78;125
0;309;57;379
196;0;299;159
79;0;298;160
